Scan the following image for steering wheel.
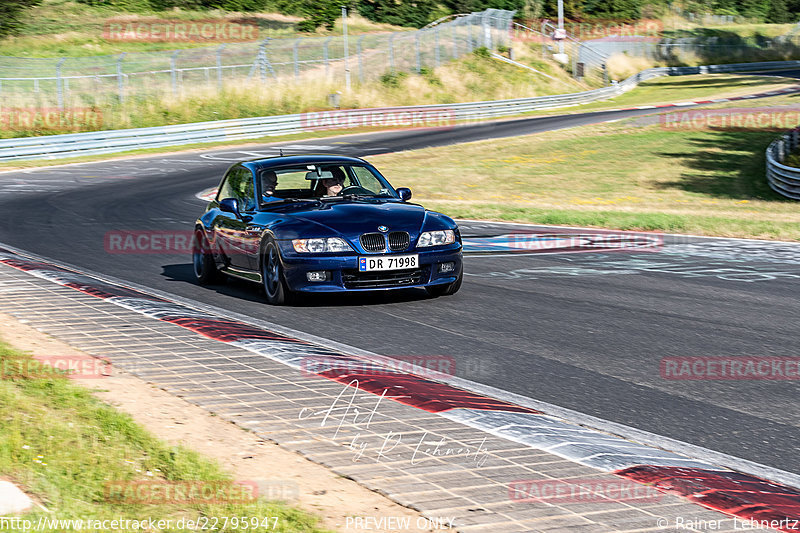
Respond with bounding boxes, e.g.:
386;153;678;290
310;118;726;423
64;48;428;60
340;185;373;196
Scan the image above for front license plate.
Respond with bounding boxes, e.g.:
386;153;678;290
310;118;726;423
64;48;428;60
359;254;419;272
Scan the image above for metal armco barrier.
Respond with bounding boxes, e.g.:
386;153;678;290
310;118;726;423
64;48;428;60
766;128;800;200
1;60;799;162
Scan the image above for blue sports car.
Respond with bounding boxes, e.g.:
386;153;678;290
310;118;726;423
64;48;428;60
193;155;463;304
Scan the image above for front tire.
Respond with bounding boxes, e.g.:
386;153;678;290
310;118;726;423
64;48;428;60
261;239;294;305
192;229;222;285
426;269;463;297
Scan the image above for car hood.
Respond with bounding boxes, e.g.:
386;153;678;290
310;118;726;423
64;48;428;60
289;200;428;236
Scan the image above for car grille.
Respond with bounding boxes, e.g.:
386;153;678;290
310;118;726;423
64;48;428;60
342;266;429;289
388;231;410;252
360;232;386;252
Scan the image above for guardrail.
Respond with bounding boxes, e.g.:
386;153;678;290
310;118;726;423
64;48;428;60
766;129;800;200
1;60;799;162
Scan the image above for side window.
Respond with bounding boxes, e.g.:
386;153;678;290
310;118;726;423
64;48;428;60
235;168;256;212
216;168;237;202
216;167;255;211
351;166;395;196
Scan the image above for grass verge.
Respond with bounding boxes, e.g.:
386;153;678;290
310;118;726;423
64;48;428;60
0;339;331;533
1;73;795;172
369;111;800;241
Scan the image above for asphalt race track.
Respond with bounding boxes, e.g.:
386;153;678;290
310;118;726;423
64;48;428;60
1;80;799;477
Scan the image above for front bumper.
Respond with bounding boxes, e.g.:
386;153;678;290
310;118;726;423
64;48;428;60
277;242;463;292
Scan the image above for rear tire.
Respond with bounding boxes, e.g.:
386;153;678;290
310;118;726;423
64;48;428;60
426;269;463;297
261;239;294;305
192;229;222;285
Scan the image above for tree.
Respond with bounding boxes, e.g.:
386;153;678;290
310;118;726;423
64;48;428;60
358;0;440;27
297;0;341;31
767;0;791;22
0;0;42;38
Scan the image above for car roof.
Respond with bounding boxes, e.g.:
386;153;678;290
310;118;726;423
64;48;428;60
242;154;369;172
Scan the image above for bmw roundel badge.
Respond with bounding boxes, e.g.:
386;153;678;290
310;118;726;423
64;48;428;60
378;225;389;232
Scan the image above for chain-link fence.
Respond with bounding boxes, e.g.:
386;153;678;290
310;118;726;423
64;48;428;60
513;21;610;85
0;9;515;109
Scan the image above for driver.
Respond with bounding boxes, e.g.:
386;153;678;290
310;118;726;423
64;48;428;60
318;167;347;197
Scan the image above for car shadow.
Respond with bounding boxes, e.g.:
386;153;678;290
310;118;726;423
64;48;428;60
160;263;434;307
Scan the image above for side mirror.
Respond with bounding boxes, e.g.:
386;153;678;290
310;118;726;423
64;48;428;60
219;197;240;216
397;187;412;201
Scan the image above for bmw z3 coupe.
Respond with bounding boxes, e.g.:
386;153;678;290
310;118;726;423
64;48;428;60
193;155;463;304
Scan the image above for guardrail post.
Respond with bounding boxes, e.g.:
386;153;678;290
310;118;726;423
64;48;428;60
603;63;609;85
171;51;179;95
56;57;66;110
389;34;395;71
216;45;225;91
293;38;301;81
357;36;365;82
415;32;422;72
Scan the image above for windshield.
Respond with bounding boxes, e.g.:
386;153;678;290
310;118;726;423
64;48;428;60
257;164;399;206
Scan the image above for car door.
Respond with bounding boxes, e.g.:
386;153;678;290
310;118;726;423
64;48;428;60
214;165;256;270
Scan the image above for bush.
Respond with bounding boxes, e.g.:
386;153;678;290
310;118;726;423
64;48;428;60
379;70;408;88
472;46;491;58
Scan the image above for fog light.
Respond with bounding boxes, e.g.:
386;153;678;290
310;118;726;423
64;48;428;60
307;271;328;282
438;262;455;273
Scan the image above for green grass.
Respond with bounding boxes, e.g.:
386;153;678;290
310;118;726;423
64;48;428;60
0;340;332;533
370;108;800;240
519;73;797;117
0;48;587;138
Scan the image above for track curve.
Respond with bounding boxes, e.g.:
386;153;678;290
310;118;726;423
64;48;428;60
1;74;799;474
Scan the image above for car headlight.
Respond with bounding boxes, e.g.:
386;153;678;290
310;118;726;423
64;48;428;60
292;237;352;253
417;230;456;248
